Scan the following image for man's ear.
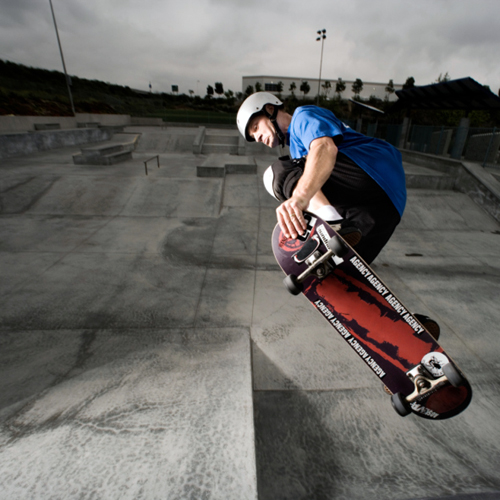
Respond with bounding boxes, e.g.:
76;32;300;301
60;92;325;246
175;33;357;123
264;104;275;115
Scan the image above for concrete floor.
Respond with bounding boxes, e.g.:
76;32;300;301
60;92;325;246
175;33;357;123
1;127;500;500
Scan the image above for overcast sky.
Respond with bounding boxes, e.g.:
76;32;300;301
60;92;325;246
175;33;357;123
1;0;499;96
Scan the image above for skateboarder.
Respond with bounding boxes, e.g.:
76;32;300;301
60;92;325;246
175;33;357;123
237;92;440;338
237;91;405;264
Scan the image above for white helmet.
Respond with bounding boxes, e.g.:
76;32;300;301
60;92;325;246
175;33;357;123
237;92;283;142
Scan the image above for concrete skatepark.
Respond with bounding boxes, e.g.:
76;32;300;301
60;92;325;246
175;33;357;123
1;124;500;499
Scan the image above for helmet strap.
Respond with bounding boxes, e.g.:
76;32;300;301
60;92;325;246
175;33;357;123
265;105;286;148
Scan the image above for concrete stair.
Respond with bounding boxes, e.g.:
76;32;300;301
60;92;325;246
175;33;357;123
73;134;138;165
201;133;239;154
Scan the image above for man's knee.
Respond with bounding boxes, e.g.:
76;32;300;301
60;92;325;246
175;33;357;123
263;156;306;202
340;203;401;264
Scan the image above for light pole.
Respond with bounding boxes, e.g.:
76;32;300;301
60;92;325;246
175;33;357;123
49;0;75;115
316;29;326;105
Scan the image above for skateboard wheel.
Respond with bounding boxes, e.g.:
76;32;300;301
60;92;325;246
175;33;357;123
443;362;465;387
283;274;303;295
391;392;411;417
328;235;348;257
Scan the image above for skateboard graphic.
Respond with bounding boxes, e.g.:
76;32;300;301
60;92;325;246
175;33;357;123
272;212;472;419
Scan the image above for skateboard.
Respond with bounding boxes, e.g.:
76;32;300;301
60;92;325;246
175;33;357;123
272;212;472;420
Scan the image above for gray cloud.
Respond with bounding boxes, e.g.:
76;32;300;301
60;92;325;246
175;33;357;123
1;0;499;96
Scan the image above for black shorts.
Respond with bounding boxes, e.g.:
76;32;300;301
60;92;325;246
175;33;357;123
270;153;402;264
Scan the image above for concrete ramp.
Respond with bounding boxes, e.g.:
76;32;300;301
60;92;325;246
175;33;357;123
0;328;256;499
1;171;222;218
131;127;198;153
2;132;500;500
0;146;257;498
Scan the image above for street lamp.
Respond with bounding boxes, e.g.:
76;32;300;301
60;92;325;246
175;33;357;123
316;29;326;105
49;0;75;115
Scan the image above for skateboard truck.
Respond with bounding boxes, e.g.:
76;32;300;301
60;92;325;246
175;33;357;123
391;354;466;417
284;235;348;295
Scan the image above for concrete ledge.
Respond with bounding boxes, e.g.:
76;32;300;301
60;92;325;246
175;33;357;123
400;149;500;223
197;154;256;177
80;144;125;157
226;164;257;174
0;116;76;133
0;128;114;160
197;165;226;178
0;114;132;134
457;162;500;222
405;171;456;190
73;150;133;165
102;151;133;165
226;157;257;175
73;135;138;165
197;154;231;178
193;126;206;154
34;123;60;131
400;149;462;175
77;122;100;128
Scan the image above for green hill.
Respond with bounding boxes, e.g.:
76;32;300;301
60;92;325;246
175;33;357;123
0;59;237;123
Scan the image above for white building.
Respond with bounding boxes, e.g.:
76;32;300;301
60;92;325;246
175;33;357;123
242;75;402;101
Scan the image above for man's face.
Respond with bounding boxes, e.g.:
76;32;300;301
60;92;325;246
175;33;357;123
247;113;279;148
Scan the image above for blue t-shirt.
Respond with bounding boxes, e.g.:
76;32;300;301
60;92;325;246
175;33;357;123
288;105;406;216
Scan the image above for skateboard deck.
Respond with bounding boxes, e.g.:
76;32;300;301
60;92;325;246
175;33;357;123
272;212;472;420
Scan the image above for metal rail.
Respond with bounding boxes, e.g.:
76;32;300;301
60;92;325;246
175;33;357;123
144;155;160;175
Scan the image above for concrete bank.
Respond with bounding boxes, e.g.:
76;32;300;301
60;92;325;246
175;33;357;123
0;128;499;499
401;149;500;223
0;127;115;160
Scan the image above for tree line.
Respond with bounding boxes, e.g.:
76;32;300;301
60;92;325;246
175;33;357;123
2;59;498;127
242;76;419;101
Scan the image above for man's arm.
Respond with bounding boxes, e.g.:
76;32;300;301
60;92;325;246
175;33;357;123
276;136;338;238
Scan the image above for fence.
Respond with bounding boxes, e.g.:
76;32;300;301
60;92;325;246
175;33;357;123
375;123;500;168
141;108;500;166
